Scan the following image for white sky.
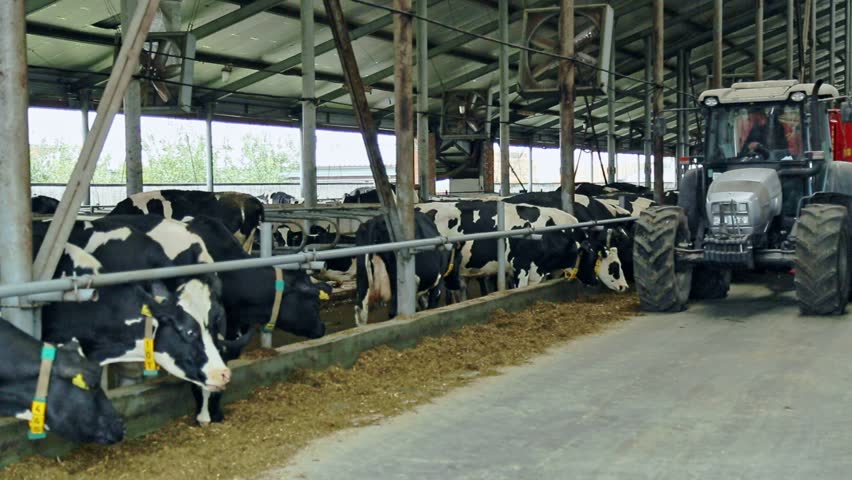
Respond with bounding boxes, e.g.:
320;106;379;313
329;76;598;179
27;106;673;184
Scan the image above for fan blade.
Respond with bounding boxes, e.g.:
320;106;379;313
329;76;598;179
530;36;557;52
575;26;598;49
575;51;597;67
152;80;171;103
530;57;558;80
162;64;182;79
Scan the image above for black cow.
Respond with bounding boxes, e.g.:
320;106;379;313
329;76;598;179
354;213;461;325
416;201;628;294
343;185;395;204
109;190;264;253
0;320;125;444
97;214;330;423
32;221;234;395
32;195;60;214
575;182;651;197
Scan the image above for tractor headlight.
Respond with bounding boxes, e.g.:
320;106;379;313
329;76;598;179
703;96;720;107
710;202;750;226
790;91;807;102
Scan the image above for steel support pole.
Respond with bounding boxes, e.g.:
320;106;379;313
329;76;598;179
80;89;92;206
394;0;417;317
301;0;318;208
0;0;37;336
755;0;764;81
416;0;430;202
810;0;817;82
676;49;688;187
830;0;837;85
788;0;795;79
713;0;723;88
644;35;652;189
499;0;510;196
205;104;215;192
847;0;852;95
122;0;143;196
528;145;534;192
607;47;616;184
653;0;665;203
496;201;506;292
559;0;575;215
259;222;273;348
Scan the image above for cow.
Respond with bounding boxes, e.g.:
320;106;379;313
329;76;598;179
109;190;264;253
416;201;628;295
258;191;299;204
0;321;126;445
98;214;330;424
32;221;235;397
354;212;461;326
343;185;395;204
32;195;59;214
504;191;638;281
597;193;656;217
271;222;357;285
575;182;651;197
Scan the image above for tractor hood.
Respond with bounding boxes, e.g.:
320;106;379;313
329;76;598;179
705;168;782;235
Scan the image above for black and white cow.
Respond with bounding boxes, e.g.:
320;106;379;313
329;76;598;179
343;186;395;204
596;192;656;217
272;222;357;285
0;320;125;445
354;212;461;325
258;191;299;204
32;221;234;395
99;214;330;424
416;201;628;293
109;190;264;253
32;195;60;214
575;182;651;197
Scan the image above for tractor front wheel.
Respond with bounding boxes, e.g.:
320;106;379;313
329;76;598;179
633;206;693;312
794;204;851;315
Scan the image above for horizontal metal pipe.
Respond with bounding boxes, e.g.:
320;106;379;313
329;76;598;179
0;217;636;300
27;289;97;303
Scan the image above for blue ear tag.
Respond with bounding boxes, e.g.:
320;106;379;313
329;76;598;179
275;279;285;292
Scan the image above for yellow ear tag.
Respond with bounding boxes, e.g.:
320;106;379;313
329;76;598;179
143;338;159;376
27;399;46;439
594;258;603;275
72;373;90;390
563;268;578;282
141;304;153;318
319;290;330;301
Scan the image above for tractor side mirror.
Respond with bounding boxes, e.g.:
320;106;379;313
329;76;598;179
842;101;852;123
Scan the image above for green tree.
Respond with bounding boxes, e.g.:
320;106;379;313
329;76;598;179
216;133;299;183
30;141;125;184
143;130;207;184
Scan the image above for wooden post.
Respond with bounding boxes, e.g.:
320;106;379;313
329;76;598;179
653;0;665;203
559;0;575;215
33;0;162;281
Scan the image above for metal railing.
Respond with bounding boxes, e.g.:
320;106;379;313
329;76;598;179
0;216;637;301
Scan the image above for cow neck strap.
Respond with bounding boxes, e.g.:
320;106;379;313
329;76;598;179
28;343;56;440
264;267;285;333
442;247;457;278
141;304;159;377
563;249;583;282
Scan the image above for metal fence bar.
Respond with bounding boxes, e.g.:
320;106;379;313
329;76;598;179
0;217;636;300
496;201;506;291
259;222;274;348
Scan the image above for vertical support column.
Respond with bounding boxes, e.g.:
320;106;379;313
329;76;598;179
676;49;687;188
810;0;817;82
499;0;510;196
847;0;852;95
259;223;273;349
606;47;616;184
559;0;575;215
416;0;431;202
205;104;215;192
528;144;534;192
755;0;764;81
713;0;723;88
301;0;318;208
830;0;837;85
0;0;36;336
80;89;92;206
122;0;143;196
496;201;506;292
788;0;795;79
653;0;665;203
394;0;417;317
643;35;652;189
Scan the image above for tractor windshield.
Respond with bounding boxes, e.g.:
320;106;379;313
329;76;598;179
705;102;804;164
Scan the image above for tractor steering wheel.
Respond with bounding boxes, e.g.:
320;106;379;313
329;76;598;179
739;143;770;161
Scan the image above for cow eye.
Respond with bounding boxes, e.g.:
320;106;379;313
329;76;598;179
186;329;196;338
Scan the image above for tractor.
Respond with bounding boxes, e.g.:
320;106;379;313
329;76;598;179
634;79;852;315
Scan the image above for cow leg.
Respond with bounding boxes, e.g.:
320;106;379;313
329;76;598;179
478;278;490;296
191;386;225;425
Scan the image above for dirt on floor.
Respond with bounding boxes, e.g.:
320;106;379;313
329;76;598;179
2;293;639;480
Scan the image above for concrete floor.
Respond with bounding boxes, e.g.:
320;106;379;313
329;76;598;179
266;277;852;480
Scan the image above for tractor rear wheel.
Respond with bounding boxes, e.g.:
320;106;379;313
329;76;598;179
794;204;851;315
633;206;693;312
690;267;731;300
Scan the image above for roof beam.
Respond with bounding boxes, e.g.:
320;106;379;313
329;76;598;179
191;0;285;40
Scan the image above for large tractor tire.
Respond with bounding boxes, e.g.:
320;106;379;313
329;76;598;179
690;266;731;300
633;206;693;312
794;204;851;315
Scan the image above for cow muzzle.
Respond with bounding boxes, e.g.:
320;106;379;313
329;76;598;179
205;367;232;392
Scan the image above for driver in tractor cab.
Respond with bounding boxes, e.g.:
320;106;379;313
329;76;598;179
739;107;790;159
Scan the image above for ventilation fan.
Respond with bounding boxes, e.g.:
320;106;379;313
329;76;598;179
439;90;490;140
120;32;196;113
518;5;613;97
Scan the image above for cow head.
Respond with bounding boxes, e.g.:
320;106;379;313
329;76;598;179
143;277;232;392
594;246;629;292
269;271;329;339
4;338;125;445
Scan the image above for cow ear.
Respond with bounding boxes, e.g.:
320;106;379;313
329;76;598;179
423;209;437;223
149;281;172;302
